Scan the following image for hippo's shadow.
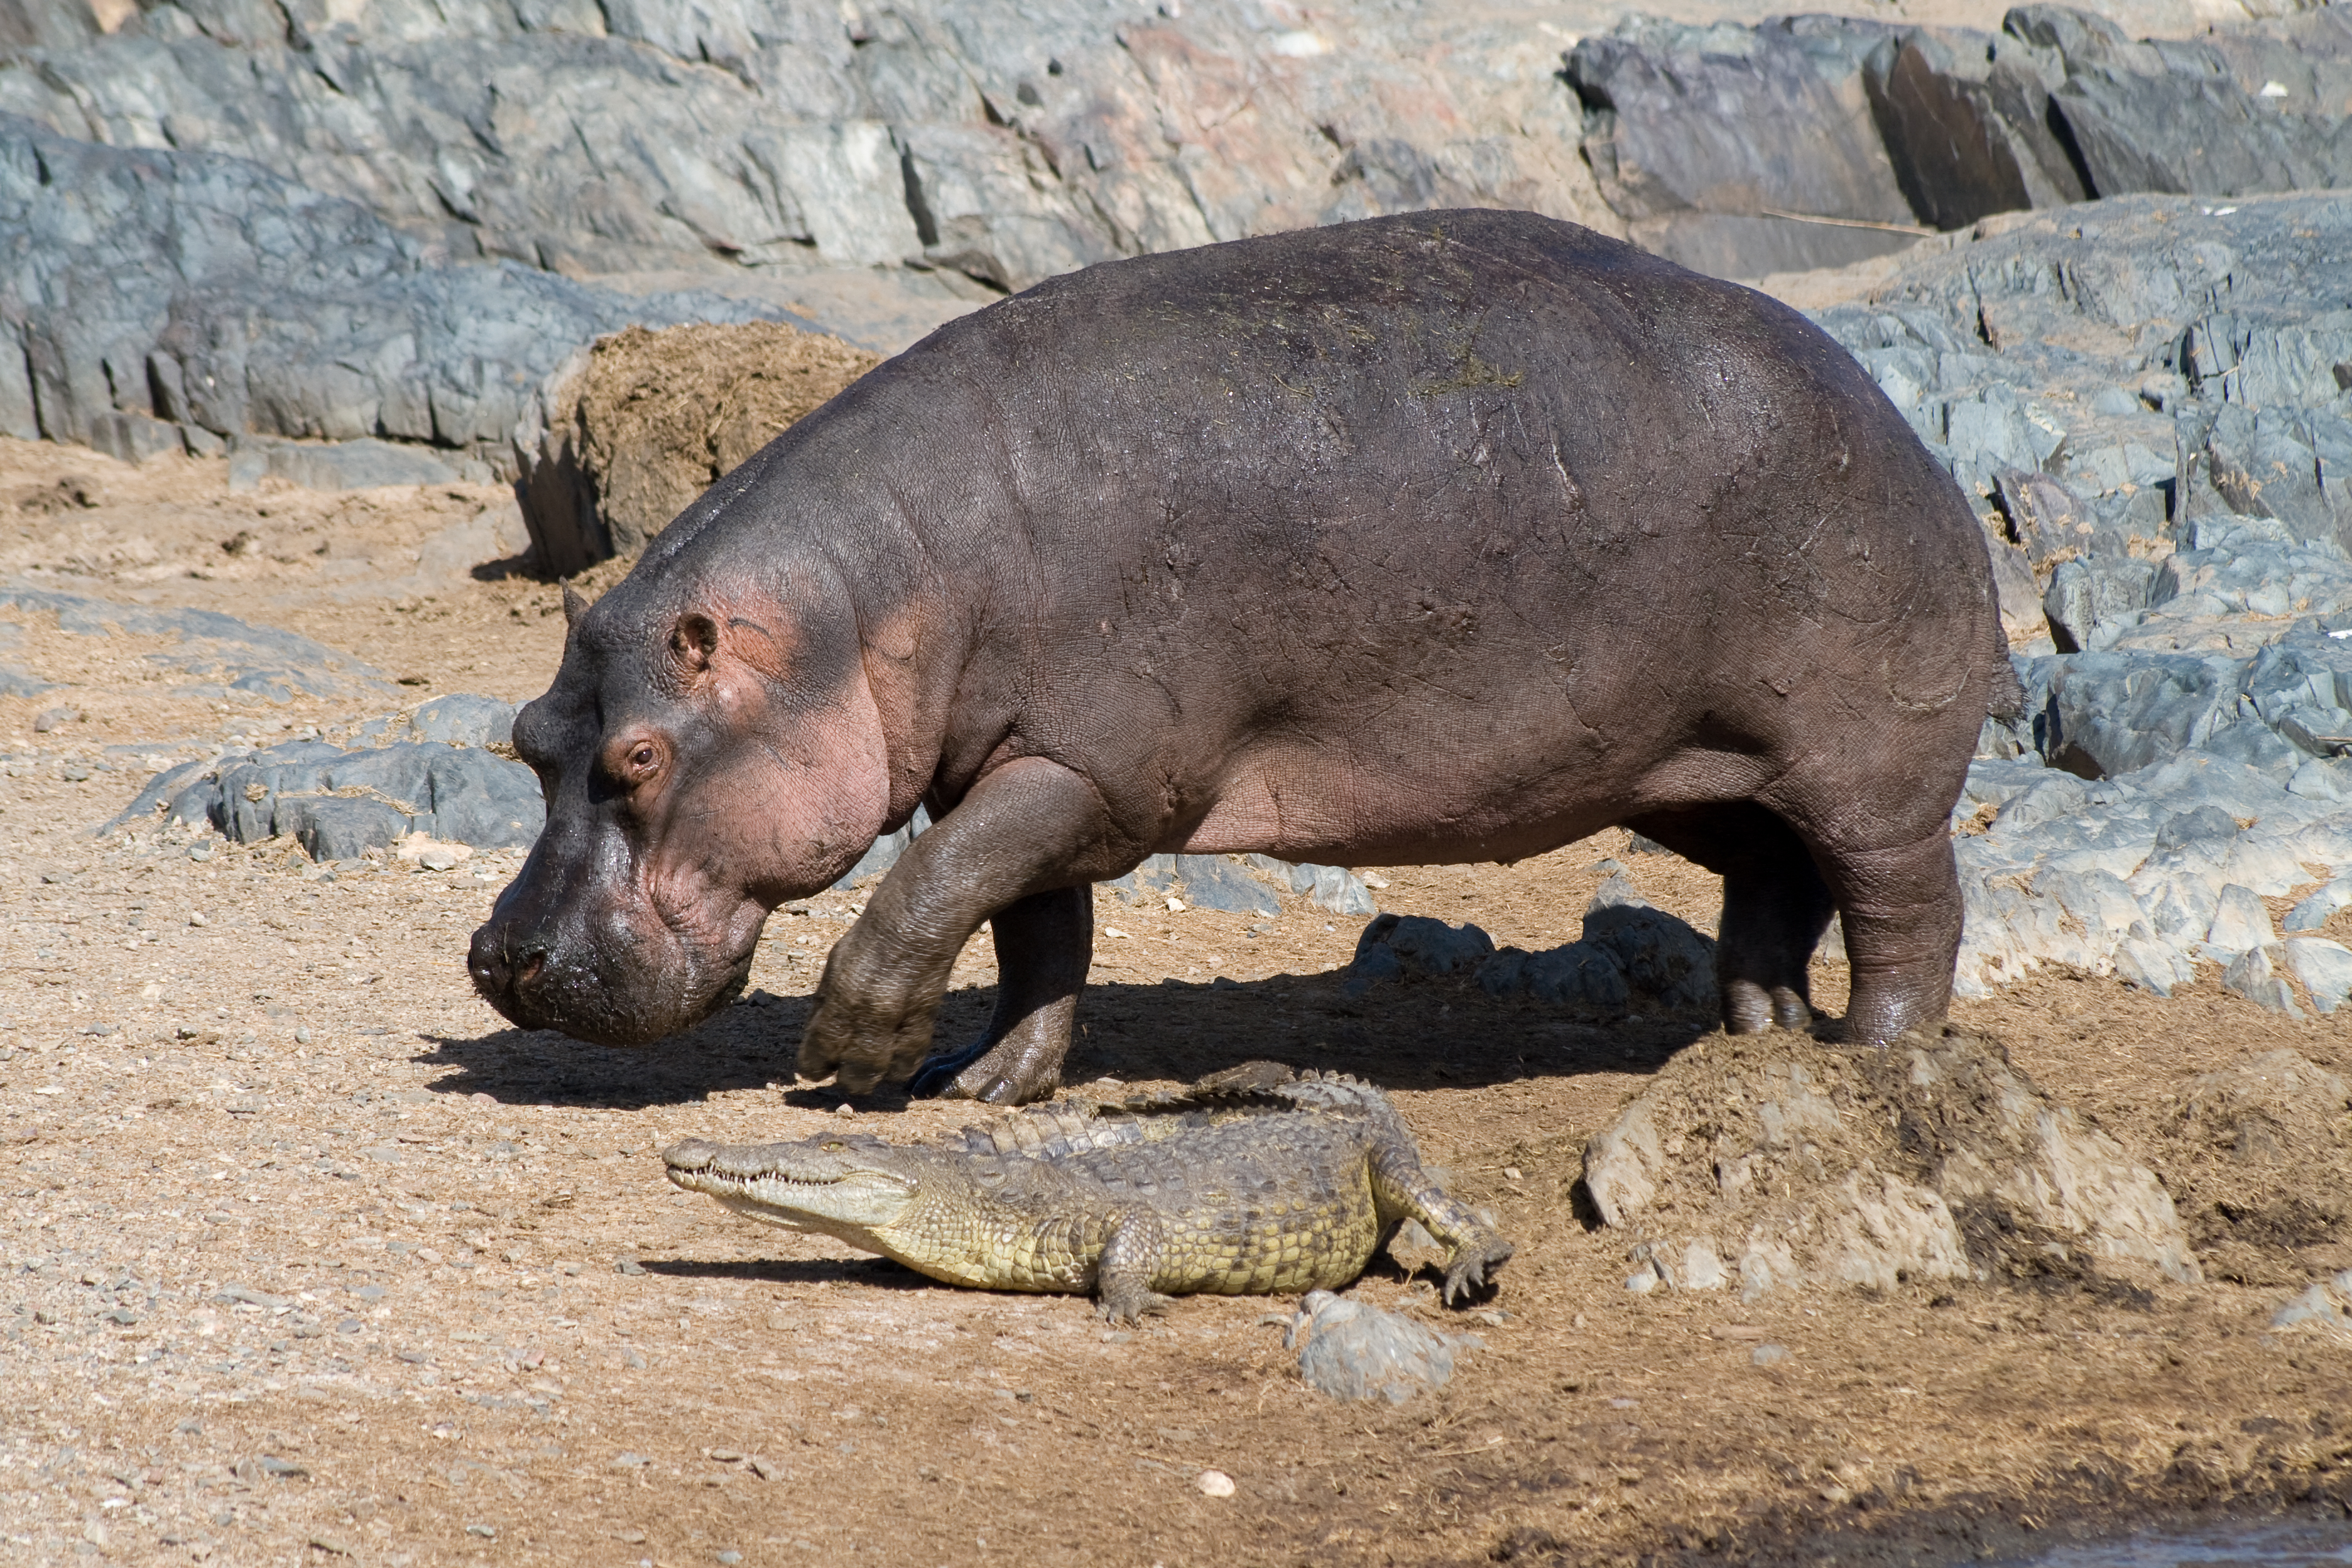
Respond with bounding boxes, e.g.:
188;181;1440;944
412;969;1713;1111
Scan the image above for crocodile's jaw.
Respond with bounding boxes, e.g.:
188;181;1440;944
663;1138;918;1233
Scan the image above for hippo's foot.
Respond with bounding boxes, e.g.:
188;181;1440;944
908;1030;1066;1105
905;1037;994;1100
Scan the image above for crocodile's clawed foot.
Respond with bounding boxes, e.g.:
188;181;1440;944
1095;1288;1173;1326
1440;1237;1516;1306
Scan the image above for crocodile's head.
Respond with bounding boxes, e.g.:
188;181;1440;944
662;1134;918;1235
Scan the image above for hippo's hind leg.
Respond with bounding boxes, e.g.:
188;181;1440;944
1799;825;1963;1045
905;886;1092;1104
1625;803;1834;1034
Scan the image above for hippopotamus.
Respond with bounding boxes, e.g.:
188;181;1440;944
469;209;2017;1104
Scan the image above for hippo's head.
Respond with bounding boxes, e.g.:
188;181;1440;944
468;564;893;1045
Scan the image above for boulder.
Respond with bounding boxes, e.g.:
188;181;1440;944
1286;1290;1476;1404
1350;914;1495;983
106;710;545;855
1580;1030;2202;1299
1564;14;1925;280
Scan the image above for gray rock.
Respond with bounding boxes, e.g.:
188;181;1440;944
1104;854;1278;917
97;756;217;836
1476;940;1632;1010
0;112;802;472
116;723;543;852
2282;937;2352;1014
1243;856;1380;918
408;694;516;748
2113;935;2194;998
1286;1290;1474;1404
228;436;460;493
2284;879;2352;932
1579;882;1717;1009
1564;14;1920;280
1350;913;1494;981
2023;7;2352;201
2270;1282;2351;1332
2207;883;2277;956
2042;556;2160;654
274;796;410;861
2222;943;2301;1016
1862;28;2087;232
87;409;190;464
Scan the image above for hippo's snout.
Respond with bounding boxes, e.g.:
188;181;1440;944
466;900;756;1047
467;920;547;1024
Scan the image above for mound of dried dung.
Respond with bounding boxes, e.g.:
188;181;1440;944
2149;1050;2351;1289
1581;1029;2202;1302
521;320;883;574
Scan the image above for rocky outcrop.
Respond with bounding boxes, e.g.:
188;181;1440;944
0;112;801;475
1581;1030;2204;1300
1566;5;2352;278
1775;193;2352;1008
105;691;542;858
8;0;2349;490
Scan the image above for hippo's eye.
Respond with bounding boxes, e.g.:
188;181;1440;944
629;744;658;773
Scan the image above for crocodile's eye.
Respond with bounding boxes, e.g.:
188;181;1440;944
821;1141;844;1152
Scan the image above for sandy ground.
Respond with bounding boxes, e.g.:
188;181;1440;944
3;439;2351;1568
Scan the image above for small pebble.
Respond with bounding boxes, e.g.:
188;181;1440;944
188;911;209;927
1752;1343;1790;1367
1195;1469;1236;1498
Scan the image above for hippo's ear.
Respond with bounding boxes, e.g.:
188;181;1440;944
562;585;589;628
668;611;721;677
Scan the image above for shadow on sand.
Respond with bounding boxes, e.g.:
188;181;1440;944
411;969;1714;1111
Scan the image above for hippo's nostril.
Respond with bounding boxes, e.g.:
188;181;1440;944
515;949;547;988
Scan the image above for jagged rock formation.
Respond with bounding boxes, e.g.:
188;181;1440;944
1565;4;2352;277
7;1;2349;487
1779;193;2352;1008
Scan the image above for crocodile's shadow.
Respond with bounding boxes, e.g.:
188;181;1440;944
639;1256;938;1290
412;969;1711;1111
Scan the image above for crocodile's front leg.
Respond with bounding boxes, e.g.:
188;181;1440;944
1371;1146;1514;1305
798;757;1128;1099
1094;1209;1176;1324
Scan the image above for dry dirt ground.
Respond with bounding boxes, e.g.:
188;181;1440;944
3;438;2350;1568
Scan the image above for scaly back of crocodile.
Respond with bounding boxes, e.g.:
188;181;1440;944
933;1063;1409;1166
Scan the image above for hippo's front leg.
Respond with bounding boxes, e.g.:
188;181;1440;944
905;886;1092;1102
798;756;1122;1099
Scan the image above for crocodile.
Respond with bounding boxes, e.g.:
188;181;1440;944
663;1065;1511;1322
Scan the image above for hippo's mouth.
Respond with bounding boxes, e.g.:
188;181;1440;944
469;920;756;1046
